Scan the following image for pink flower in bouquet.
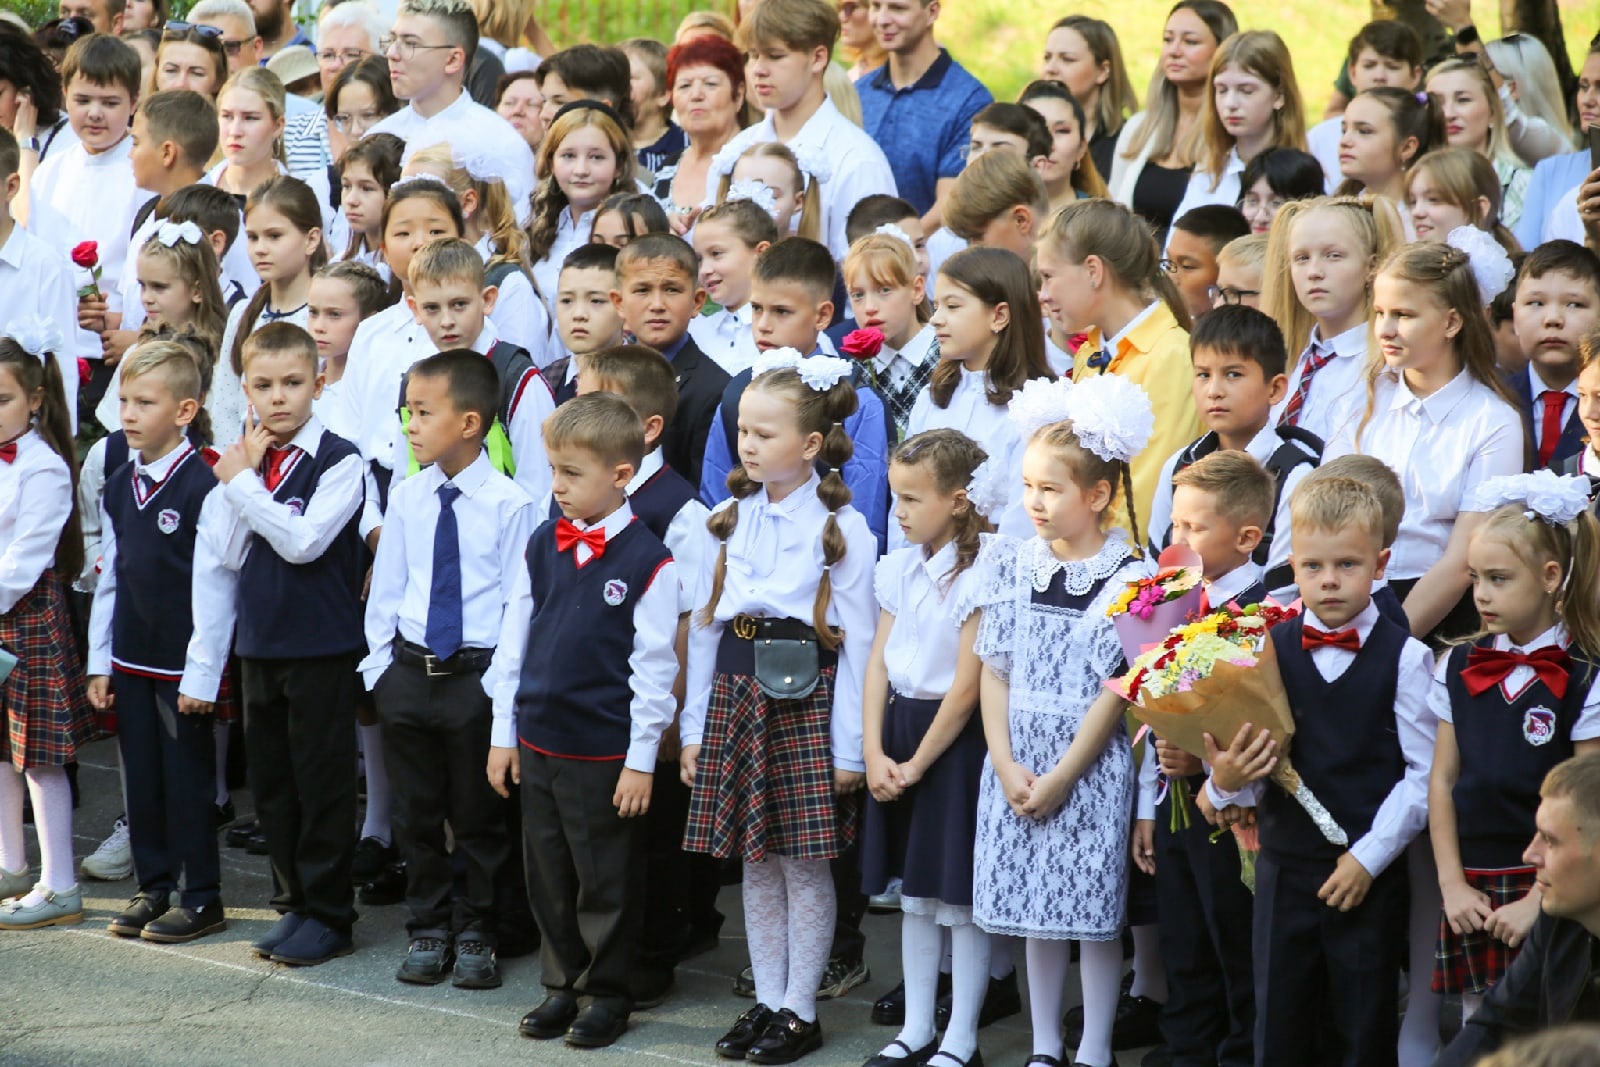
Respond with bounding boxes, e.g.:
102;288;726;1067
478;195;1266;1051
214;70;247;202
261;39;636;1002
1130;585;1165;620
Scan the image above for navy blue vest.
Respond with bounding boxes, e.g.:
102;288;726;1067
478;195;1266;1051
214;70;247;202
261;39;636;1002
235;429;366;659
101;444;216;678
515;516;672;759
1261;613;1408;865
546;463;698;544
102;430;130;481
1444;639;1592;868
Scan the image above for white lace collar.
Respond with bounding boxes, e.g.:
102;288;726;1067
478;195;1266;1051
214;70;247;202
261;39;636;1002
1026;533;1133;594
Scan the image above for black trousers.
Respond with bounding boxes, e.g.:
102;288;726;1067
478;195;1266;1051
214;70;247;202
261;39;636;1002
519;747;644;1006
1252;851;1406;1067
374;659;507;942
114;672;220;909
830;803;867;962
1154;786;1254;1067
240;654;359;932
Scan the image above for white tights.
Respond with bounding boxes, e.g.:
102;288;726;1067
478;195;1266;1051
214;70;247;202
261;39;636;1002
357;722;392;845
1398;840;1442;1067
1027;937;1121;1067
743;855;835;1023
0;764;75;900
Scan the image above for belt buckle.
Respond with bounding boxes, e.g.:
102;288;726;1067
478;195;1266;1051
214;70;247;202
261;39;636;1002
732;614;757;641
424;653;447;678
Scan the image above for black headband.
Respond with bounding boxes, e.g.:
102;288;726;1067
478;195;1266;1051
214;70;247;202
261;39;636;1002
550;98;628;131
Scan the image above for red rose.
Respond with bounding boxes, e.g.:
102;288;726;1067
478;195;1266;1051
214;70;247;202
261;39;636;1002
70;241;99;269
840;326;885;360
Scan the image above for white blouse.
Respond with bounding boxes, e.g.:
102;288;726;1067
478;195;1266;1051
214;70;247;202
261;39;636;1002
904;366;1032;543
532;207;595;317
1267;321;1370;447
210;301;312;449
0;430;73;615
1430;623;1600;735
875;541;977;699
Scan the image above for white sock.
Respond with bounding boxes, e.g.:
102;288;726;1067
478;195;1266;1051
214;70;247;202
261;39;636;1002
1399;842;1442;1067
1128;922;1167;1002
24;766;75;898
938;922;991;1063
777;855;834;1024
1075;938;1123;1067
0;766;25;872
1025;937;1071;1059
990;933;1016;979
941;926;953;974
888;911;940;1054
744;858;789;1010
1461;992;1485;1024
213;721;230;807
357;722;391;845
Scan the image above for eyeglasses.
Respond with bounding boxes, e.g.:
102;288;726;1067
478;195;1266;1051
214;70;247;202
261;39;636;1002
1208;285;1261;306
163;21;247;56
380;34;456;61
332;109;385;134
317;47;369;67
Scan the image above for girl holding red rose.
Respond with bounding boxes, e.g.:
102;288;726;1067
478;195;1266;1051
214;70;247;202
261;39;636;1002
842;232;935;443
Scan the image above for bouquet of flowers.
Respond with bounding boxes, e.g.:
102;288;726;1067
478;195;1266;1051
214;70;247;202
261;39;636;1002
71;240;103;300
1106;545;1204;664
1108;601;1350;847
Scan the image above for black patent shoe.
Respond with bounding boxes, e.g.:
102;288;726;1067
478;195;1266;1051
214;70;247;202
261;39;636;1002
746;1008;824;1065
520;992;580;1039
872;980;906;1026
715;1004;774;1059
863;1037;938;1067
225;818;258;849
565;1001;629;1047
107;892;169;937
357;861;407;906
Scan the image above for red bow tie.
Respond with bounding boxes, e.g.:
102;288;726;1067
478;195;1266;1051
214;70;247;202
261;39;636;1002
554;517;607;559
0;441;16;464
1302;625;1361;652
1461;645;1572;699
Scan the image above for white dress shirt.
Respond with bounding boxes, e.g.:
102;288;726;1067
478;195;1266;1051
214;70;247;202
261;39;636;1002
0;430;72;615
688;302;758;376
875;540;977;699
473;233;553;364
1430;623;1600;738
370;91;537;226
709;97;898;261
1165;148;1245;252
345;301;428;467
76;434;113;592
1528;364;1579;453
902;366;1031;547
1327;369;1524;580
0;223;82;427
359;451;536;690
531;207;595;317
488;500;680;770
1268;321;1371;446
1305;117;1344;191
682;473;879;771
209;301;312;449
86;440;228;701
26;134;150;359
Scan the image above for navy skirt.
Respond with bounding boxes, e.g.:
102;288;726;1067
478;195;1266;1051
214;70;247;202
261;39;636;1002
861;692;986;908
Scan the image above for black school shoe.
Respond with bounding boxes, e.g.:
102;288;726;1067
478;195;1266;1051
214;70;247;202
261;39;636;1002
520;992;581;1039
939;971;1022;1029
141;901;227;943
270;916;354;966
452;939;501;989
565;1001;629;1048
107;892;169;937
357;861;406;906
396;937;454;984
715;1004;774;1059
1062;989;1163;1051
350;837;398;885
746;1008;824;1065
875;973;954;1026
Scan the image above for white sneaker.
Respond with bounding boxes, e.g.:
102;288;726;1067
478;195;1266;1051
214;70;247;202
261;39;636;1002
80;817;133;881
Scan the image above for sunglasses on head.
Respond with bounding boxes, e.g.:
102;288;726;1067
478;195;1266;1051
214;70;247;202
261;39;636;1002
163;20;246;55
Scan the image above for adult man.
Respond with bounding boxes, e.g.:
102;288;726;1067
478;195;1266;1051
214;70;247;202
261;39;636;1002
189;0;317;117
1438;753;1600;1065
58;0;123;34
856;0;990;230
247;0;312;61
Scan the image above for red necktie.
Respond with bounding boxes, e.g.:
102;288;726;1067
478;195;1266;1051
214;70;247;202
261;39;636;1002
1198;587;1212;615
554;517;607;559
1537;391;1568;468
262;446;298;492
1301;625;1361;652
0;442;16;464
1461;645;1572;699
1278;344;1337;428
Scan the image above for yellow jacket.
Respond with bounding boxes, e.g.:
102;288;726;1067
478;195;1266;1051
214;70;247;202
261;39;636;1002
1072;302;1197;547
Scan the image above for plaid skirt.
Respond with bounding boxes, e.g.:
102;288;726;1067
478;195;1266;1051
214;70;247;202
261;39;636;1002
1433;866;1538;994
683;664;860;862
1;572;96;771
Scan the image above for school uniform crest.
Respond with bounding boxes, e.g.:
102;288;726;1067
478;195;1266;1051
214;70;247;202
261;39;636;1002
285;497;305;516
603;579;628;606
156;508;180;535
1524;706;1557;746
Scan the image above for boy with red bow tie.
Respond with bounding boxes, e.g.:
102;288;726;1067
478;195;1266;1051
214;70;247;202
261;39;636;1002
1207;474;1435;1067
486;393;679;1049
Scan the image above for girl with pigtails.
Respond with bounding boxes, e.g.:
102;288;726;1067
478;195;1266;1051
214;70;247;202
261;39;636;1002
679;353;879;1065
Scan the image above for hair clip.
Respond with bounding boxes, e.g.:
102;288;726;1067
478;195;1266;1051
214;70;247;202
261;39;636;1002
155;219;204;248
1467;470;1592;526
1065;374;1155;462
965;457;1009;520
873;223;915;251
726;178;778;216
5;314;62;364
1445;225;1516;305
796;355;853;392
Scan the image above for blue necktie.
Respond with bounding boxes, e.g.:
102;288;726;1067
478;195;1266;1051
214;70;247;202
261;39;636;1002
1086;345;1113;371
426;483;463;660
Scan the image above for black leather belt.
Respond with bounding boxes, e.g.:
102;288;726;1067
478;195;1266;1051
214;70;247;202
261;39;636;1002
397;640;494;677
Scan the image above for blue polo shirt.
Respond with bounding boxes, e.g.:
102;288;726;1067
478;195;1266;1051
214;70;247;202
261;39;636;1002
857;49;993;215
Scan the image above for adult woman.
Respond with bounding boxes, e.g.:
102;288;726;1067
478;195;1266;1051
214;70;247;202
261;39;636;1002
1427;57;1531;230
1484;33;1575;164
153;20;228;99
314;0;382;96
654;33;747;230
121;0;168;33
496;70;546;154
1518;42;1600;248
1235;145;1323;232
1039;15;1137;182
838;0;884;82
0;20;75;171
472;0;551;76
1110;0;1237;242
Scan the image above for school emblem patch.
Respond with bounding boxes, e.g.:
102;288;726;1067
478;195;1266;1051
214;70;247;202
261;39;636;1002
156;508;180;535
603;579;627;606
1524;707;1557;746
285;497;305;516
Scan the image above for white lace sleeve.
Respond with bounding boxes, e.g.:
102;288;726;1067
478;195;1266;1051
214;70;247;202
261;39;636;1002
970;535;1022;679
951;533;1016;623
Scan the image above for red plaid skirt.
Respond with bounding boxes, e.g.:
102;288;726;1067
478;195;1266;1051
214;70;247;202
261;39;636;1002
1433;866;1538;994
683;665;860;862
1;572;96;770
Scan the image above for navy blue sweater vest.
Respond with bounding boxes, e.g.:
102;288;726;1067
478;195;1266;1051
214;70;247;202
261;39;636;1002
515;516;672;758
1444;639;1591;868
236;430;366;659
1261;614;1408;865
547;464;698;543
102;445;216;678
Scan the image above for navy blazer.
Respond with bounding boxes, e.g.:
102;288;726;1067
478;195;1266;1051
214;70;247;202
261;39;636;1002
1507;367;1584;470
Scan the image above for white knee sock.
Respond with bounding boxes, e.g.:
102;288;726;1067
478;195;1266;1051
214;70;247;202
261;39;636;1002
357;722;391;845
1025;937;1071;1059
744;858;790;1011
990;932;1016;979
0;767;25;873
887;911;941;1055
1128;922;1167;1001
1075;939;1123;1067
1399;844;1442;1067
23;766;74;899
213;721;230;807
938;922;991;1062
777;855;835;1023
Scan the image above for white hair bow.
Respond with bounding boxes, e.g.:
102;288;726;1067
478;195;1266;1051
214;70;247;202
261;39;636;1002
727;178;779;217
1007;377;1075;437
1066;373;1155;463
874;223;915;251
965;457;1010;519
795;355;853;392
751;347;805;377
1445;226;1516;306
5;314;62;363
1466;470;1593;526
155;220;204;247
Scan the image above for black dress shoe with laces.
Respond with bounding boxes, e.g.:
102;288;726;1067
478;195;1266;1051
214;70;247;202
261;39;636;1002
746;1008;824;1065
396;937;454;984
565;1001;629;1047
520;992;580;1039
107;892;169;937
141;900;227;943
451;939;501;989
715;1004;774;1059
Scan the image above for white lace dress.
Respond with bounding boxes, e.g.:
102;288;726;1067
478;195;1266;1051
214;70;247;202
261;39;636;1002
964;534;1150;940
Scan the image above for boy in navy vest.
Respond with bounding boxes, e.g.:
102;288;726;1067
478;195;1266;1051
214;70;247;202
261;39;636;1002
1206;475;1435;1067
1148;304;1320;600
486;393;679;1048
194;322;367;966
1508;241;1600;471
1133;450;1271;1067
85;342;229;944
360;349;537;990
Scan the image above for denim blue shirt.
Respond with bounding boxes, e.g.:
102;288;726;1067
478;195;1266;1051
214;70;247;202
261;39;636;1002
857;49;994;215
1515;150;1589;251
